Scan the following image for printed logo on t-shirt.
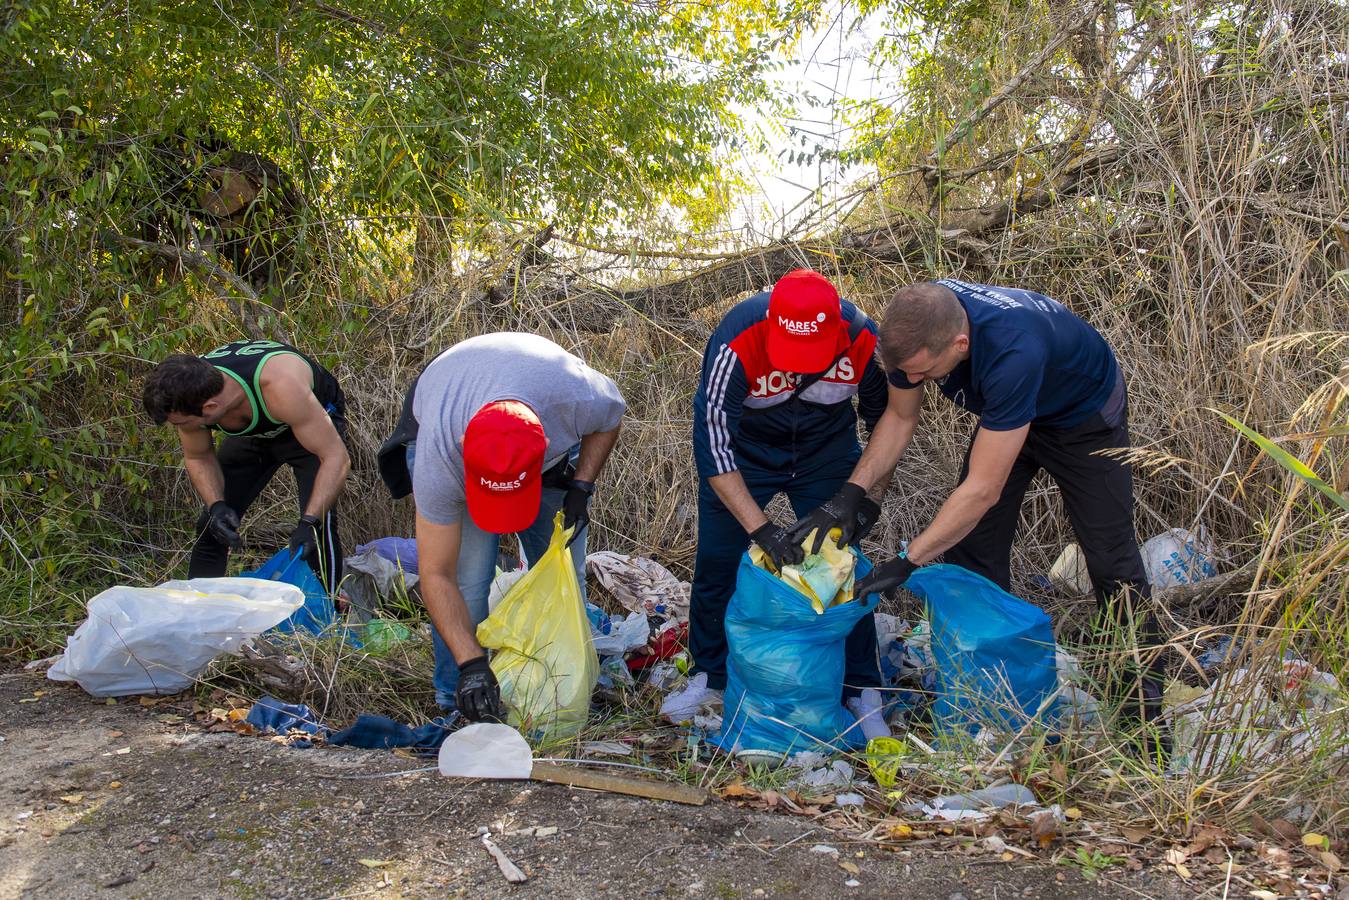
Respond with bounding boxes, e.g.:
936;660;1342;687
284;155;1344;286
481;471;527;492
777;311;828;335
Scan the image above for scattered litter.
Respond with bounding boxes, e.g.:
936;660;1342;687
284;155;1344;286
341;545;418;626
47;579;302;696
1166;661;1345;775
909;783;1038;821
481;835;528;883
580;741;633;757
797;760;854;789
661;672;721;724
1142;527;1217;589
246;695;458;751
845;878;861;887
586;551;690;619
834;792;865;807
354;537;418;574
588;604;651;656
863;737;907;789
504;825;559;838
810;844;840;857
1049;543;1092;596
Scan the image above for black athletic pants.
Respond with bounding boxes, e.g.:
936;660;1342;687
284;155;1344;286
188;416;346;593
943;398;1163;721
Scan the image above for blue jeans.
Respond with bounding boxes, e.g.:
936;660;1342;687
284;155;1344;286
411;444;588;711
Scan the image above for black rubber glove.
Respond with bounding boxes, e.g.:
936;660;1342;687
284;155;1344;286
788;482;867;553
456;656;504;722
286;514;320;564
855;554;918;599
854;497;882;544
204;501;242;549
562;479;594;547
750;521;805;570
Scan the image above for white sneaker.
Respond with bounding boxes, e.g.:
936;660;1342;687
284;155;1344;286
660;672;723;723
846;688;891;742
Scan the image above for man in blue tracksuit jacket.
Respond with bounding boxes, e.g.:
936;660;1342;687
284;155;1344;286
676;270;890;723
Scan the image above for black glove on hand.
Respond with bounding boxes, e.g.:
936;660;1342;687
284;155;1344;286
287;514;320;563
456;656;504;722
750;521;805;570
562;479;594;547
788;482;867;553
205;501;242;549
855;554;918;599
854;497;882;544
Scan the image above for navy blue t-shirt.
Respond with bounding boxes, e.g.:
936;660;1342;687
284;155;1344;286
888;280;1119;430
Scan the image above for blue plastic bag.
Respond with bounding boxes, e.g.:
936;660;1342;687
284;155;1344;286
714;549;878;756
245;549;337;636
906;564;1057;736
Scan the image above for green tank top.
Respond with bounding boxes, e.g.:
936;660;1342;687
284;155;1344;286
200;340;341;439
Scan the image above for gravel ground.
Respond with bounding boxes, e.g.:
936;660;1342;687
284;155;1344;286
0;669;1190;899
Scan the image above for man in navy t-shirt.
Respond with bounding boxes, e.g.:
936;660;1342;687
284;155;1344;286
799;279;1163;736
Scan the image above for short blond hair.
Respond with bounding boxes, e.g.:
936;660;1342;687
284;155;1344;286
879;283;966;367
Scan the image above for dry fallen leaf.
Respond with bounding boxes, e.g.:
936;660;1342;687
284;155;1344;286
888;823;914;840
59;794;84;804
1173;862;1192;879
1317;850;1341;872
1063;807;1082;821
1165;848;1190;866
357;859;393;869
838;861;860;875
1029;810;1058;849
1302;832;1330;851
1049;760;1068;785
1119;826;1149;843
718;782;758;799
1270;819;1302;843
108;781;122;789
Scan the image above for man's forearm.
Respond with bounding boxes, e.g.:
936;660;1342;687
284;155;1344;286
851;410;917;496
573;425;621;483
904;481;998;564
301;452;351;519
707;469;767;534
422;573;484;663
184;454;226;506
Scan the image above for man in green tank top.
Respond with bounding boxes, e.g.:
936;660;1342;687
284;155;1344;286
142;339;351;591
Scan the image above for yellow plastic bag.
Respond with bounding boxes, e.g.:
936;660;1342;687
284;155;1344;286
475;513;598;741
749;527;856;613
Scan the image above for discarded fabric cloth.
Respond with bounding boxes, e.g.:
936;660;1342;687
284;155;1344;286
244;695;458;752
355;537;419;575
748;527;855;612
585;551;690;619
342;548;419;626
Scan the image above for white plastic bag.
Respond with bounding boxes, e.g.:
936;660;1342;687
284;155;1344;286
47;578;303;697
1141;528;1217;589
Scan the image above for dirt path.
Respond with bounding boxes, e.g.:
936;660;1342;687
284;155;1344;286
0;670;1187;899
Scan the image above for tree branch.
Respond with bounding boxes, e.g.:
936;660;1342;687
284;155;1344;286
102;232;267;339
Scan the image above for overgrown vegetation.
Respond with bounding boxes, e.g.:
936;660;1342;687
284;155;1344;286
3;0;1347;844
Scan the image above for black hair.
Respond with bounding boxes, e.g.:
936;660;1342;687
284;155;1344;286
142;354;225;424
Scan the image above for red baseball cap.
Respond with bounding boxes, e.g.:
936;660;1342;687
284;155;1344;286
463;400;547;534
767;269;844;373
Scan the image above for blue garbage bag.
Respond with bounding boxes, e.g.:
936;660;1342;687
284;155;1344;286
713;549;878;756
245;549;337;636
906;564;1057;736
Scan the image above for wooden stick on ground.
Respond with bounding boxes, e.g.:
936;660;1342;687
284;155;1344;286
529;762;708;806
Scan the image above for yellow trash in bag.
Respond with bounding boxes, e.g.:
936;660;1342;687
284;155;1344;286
476;513;598;741
749;527;856;613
